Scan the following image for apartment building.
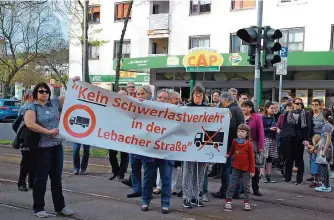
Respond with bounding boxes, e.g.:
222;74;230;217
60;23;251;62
69;0;334;106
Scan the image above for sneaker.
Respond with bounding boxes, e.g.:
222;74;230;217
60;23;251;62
183;199;193;208
57;207;73;216
141;204;149;212
35;211;49;218
18;185;28;192
161;207;170;214
315;186;332;192
202;193;209;202
306;177;314;182
283;180;292;184
261;175;268;183
330;172;334;179
153;188;161;194
309;182;317;188
191;199;204;207
253;191;263;196
74;171;79;175
244;203;251;211
294;181;303;185
267;175;276;183
224;202;232;211
80;170;87;175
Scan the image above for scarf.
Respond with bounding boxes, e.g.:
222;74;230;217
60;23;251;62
287;109;307;128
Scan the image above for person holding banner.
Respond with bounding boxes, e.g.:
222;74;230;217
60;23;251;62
154;91;182;196
24;82;74;218
109;90;130;181
141;89;174;214
182;85;208;209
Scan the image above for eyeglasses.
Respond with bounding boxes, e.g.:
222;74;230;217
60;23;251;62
157;96;168;100
294;102;302;105
127;86;135;89
37;90;50;95
312;104;319;106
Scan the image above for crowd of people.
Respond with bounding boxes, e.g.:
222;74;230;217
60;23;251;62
13;80;334;218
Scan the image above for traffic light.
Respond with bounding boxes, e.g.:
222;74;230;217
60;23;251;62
237;27;260;65
263;26;282;67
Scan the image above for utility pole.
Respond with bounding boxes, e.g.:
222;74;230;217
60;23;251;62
83;0;90;83
254;0;263;111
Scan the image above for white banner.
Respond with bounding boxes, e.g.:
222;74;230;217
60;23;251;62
59;81;230;163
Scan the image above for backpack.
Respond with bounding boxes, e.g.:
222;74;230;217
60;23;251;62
12;115;24;133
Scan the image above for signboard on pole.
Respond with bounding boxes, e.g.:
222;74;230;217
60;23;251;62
276;46;288;75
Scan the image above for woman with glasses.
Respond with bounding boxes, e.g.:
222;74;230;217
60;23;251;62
283;98;309;185
182;85;208;209
24;82;74;218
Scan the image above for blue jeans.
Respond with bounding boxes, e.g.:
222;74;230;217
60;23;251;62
72;143;90;172
130;154;142;193
202;166;209;194
142;159;173;208
32;145;65;213
219;157;232;196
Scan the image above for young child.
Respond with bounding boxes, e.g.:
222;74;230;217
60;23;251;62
315;108;334;192
308;134;322;188
224;124;255;211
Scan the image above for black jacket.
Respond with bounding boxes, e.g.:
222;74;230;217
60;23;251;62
220;102;244;151
306;110;315;142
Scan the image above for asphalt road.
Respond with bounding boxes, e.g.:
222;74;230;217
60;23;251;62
1;146;334;220
0;122;16;141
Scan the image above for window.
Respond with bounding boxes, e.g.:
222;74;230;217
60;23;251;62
115;2;131;21
231;0;256;10
331;25;334;50
114;41;131;58
280;28;305;51
230;34;248;53
189;35;210;49
89;6;100;23
190;0;211;14
153;4;159;14
89;44;99;59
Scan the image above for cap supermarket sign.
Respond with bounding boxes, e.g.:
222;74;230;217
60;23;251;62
183;48;224;72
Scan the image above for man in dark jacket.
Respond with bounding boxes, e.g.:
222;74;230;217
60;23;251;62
211;92;244;199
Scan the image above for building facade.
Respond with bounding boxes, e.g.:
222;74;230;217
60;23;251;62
69;0;334;107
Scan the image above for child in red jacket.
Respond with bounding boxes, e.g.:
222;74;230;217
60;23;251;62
224;124;255;211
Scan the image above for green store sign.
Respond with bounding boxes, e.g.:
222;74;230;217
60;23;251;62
89;74;150;83
113;51;334;71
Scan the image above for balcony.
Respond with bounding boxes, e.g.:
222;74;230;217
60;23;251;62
148;13;170;37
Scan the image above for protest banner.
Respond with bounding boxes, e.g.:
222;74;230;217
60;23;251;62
59;81;230;163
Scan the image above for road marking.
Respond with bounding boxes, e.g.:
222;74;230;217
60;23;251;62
0;152;110;168
0;178;232;220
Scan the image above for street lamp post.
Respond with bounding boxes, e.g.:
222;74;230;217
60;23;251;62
83;0;90;83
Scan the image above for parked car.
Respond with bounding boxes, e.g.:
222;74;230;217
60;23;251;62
0;99;21;121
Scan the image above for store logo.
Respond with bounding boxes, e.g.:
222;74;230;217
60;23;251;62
167;56;180;66
229;53;242;66
183;47;224;72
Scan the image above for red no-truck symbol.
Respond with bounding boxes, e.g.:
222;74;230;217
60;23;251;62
198;126;222;152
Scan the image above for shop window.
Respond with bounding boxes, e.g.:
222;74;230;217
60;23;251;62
88;44;99;60
230;34;248;53
189;35;210;49
280;28;305;51
114;40;131;58
330;25;334;50
231;0;256;10
115;2;131;21
190;0;211;15
89;6;100;23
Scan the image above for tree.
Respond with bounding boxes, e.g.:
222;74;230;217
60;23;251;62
37;40;69;90
114;0;134;92
52;0;108;83
0;1;62;97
